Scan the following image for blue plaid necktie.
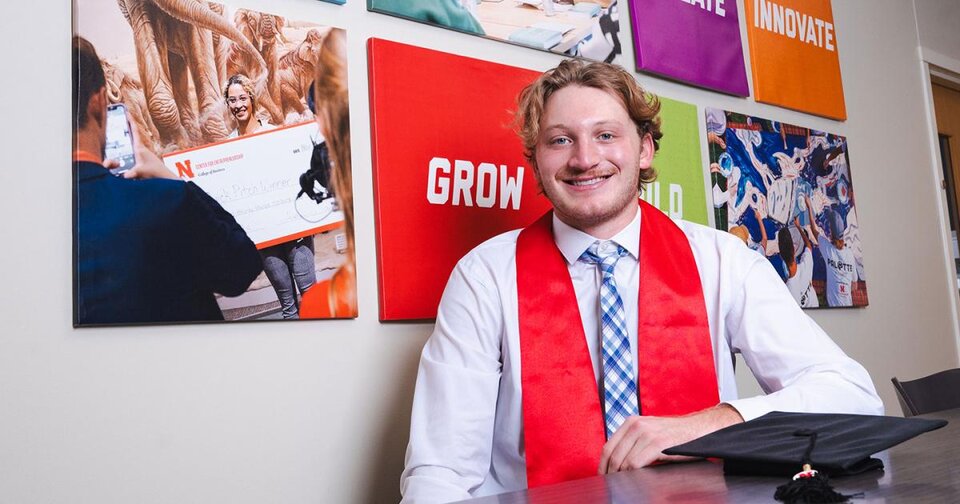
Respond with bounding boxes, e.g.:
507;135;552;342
581;240;639;439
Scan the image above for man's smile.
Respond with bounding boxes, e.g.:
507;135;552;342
565;174;613;188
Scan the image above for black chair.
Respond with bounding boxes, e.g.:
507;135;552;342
891;368;960;417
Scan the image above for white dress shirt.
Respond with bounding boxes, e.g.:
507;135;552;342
400;207;882;504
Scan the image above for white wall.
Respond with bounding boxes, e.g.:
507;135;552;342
2;1;959;503
915;0;960;73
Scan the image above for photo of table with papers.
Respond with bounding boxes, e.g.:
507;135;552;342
368;0;621;61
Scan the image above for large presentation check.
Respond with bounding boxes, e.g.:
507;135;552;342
163;121;343;247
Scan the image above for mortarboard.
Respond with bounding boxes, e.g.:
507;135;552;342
663;411;947;477
663;411;947;503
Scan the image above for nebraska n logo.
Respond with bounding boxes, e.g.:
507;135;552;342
175;159;194;178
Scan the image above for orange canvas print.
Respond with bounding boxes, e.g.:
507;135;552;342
745;0;846;120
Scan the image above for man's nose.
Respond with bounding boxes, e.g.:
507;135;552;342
570;140;599;169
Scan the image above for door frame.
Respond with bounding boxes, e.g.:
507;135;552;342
919;47;960;363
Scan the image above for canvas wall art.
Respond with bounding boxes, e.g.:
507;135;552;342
628;0;748;96
369;38;709;320
643;96;709;225
73;1;356;324
707;108;866;308
368;38;551;321
744;0;846;119
368;0;622;62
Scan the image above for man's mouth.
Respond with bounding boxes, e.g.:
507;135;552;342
565;174;612;187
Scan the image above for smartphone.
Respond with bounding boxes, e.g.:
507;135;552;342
104;103;136;175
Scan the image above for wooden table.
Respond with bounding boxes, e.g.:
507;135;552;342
475;1;596;53
457;408;959;503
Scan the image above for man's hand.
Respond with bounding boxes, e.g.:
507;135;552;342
120;114;178;181
598;403;743;474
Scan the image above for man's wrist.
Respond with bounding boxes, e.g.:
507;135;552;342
709;403;745;429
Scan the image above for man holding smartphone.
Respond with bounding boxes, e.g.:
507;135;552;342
73;36;262;325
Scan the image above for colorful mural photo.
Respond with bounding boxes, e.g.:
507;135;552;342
707;108;867;308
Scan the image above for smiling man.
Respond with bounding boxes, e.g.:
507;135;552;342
399;60;882;503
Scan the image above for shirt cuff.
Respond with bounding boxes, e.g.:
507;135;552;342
722;397;775;423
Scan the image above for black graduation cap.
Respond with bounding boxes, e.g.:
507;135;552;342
664;412;948;503
664;411;947;477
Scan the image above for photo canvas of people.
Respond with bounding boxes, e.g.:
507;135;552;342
73;1;357;325
706;108;867;308
368;0;622;62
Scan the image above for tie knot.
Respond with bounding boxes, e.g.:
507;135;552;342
581;241;627;273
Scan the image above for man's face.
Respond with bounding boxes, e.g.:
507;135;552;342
226;84;252;122
533;85;653;236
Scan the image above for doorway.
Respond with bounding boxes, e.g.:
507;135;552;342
932;79;960;291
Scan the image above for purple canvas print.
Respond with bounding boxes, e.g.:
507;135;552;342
629;0;749;96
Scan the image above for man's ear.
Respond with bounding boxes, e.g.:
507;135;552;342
638;133;655;170
87;87;107;130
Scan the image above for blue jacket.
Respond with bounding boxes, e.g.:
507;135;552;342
74;161;262;325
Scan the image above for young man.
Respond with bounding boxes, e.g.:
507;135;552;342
73;36;262;324
400;60;882;503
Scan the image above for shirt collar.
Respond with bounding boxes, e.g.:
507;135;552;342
72;150;103;165
552;204;642;265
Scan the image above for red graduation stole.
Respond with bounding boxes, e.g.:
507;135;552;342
516;200;719;488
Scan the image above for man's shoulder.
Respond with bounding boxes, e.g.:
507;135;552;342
126;177;193;205
79;167;190;203
674;219;765;274
439;228;523;302
674;219;745;250
458;228;524;268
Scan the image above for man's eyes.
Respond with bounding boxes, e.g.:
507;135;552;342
547;132;617;145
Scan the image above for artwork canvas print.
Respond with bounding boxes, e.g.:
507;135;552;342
706;108;867;308
743;0;846;119
368;0;623;62
368;38;552;321
73;1;356;325
642;96;709;225
368;38;709;320
628;0;749;96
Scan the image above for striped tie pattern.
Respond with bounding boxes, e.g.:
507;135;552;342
581;240;639;439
